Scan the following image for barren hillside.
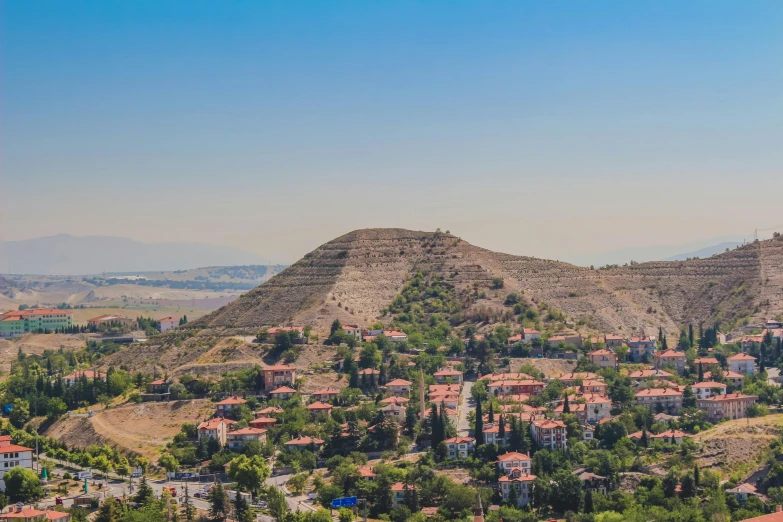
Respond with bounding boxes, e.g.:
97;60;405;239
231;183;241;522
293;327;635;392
191;229;781;336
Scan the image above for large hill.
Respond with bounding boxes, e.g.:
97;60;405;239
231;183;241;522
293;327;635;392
0;234;269;274
190;228;783;336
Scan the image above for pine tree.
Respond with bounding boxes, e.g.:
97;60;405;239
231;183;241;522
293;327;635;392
698;362;704;383
689;324;694;347
584;489;594;513
506;482;519;507
182;481;195;521
563;393;570;414
475;399;484;445
438;402;446;443
209;481;230;522
498;415;506;442
641;428;648;447
488;402;495;423
135;475;155;505
349;367;359;388
234;488;253;522
658;327;663;345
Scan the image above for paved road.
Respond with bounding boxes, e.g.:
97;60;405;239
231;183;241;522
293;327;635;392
458;381;474;436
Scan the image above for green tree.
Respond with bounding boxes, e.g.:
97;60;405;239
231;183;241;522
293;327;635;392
208;482;230;522
159;453;179;473
182;482;195;522
584;489;594;513
95;496;123;522
287;473;308;495
267;486;288;522
9;398;30;428
3;467;43;503
680;473;696;498
234;488;253;522
227;455;271;497
135;475;155;505
338;507;353;522
475;399;484;445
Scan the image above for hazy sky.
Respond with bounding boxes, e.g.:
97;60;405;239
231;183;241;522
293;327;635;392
2;1;782;265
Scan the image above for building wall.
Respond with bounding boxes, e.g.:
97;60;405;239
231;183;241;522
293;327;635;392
0;450;34;492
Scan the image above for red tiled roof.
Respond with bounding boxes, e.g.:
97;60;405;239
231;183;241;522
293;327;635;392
217;396;247;406
444;437;475;444
654;349;685;358
434;368;462;376
358;466;376;478
229;427;267;436
269;386;297;394
635;387;682;397
391;482;415;491
692;381;726;389
306;401;333;410
198;418;234;430
358;368;380;375
728;353;757;361
386;379;412;386
285;436;324;446
497;452;531;462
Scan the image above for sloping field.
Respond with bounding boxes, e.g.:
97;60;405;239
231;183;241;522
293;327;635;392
694;414;783;476
42;399;215;459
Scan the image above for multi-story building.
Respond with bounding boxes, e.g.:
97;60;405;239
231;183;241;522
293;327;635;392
558;372;600;386
588;349;617;369
691;381;727;400
603;335;626;349
311;387;340;402
284;436;324;452
482;424;508;445
506;328;542;345
627;336;657;362
704;370;745;387
268;386;297;400
340;324;362;341
693;357;720;370
443;437;474;459
262;364;297;390
0;506;70;522
428;392;458;409
580;380;608;396
498;470;536;507
306;401;333;420
530;419;567;450
728;353;757;375
0;436;33;492
226;428;267;451
197;418;234;446
653;350;687;374
497;452;532;475
0;309;73;338
635;388;683;414
628;369;675;381
698;393;758;422
391;483;415;507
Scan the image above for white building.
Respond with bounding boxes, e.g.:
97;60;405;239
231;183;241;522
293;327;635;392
158;317;180;333
444;437;474;459
497;452;532;475
226;428;267;451
0;436;34;492
727;353;756;375
691;381;727;400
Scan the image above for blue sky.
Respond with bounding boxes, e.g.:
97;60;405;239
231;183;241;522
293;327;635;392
2;1;782;265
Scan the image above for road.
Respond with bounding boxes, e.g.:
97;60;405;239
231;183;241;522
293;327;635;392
458;381;474;436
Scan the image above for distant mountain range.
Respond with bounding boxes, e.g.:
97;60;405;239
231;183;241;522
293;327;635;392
664;242;744;261
0;235;270;275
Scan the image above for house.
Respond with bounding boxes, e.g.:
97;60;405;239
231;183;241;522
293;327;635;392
497;452;532;475
284;436;324;451
257;406;284;417
267;326;306;342
726;483;765;505
482;372;534;382
558;372;600;385
428;392;459;409
588;349;617;369
635;388;683;414
0;436;34;492
0;506;70;522
627;336;657;362
728;353;757;375
654;412;679;424
738;506;783;521
740;336;764;353
391;483;415;508
379;403;406;423
249;417;277;429
420;507;438;518
197;418;234;446
434;368;463;384
429;384;461;394
693;357;720;370
548;334;582;348
150;379;168;393
262;365;297;390
692;381;727;400
311;387;340;402
380;396;410;406
487;380;545;396
0;308;73;338
364;330;408;343
482;424;508;445
704;370;745;387
580;380;608;396
158;317;180;333
444;437;475;459
357;466;376;480
62;370;107;387
341;324;362;340
653;350;687;374
268;386;298;400
386;379;413;396
650;429;690;445
87;314;136;328
698;393;758;422
306;401;333;420
574;470;609;494
226;428;267;451
498;470;536;507
215;396;247;417
506;328;541;345
582;425;595;442
530;419;567;450
629;369;675;381
582;394;613;424
603;335;626;349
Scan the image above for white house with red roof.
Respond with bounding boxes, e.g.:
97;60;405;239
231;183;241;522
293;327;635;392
0;506;70;522
635;387;683;414
158;317;180;333
506;328;542;345
391;482;415;507
227;428;267;451
588;349;617;369
249;417;277;429
340;325;362;340
386;378;412;396
197;418;234;446
215;396;247;417
268;386;298;400
0;436;33;492
728;353;757;374
364;330;408;343
653;350;687;374
284;436;324;451
434;367;463;384
497;452;531;475
261;365;297;390
311;387;340;402
444;437;474;459
498;469;536;507
306;401;333;419
530;419;567;450
692;381;727;400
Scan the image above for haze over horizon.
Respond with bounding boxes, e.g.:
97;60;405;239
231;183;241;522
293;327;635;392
3;2;782;265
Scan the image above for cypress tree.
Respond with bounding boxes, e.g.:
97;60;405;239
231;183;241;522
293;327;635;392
689;324;694;347
498;415;506;442
430;404;441;447
563;392;570;414
694;465;700;489
475;399;484;445
182;482;195;521
488;402;495;423
698;362;704;383
584;489;594;513
438;402;446;443
641;428;648;447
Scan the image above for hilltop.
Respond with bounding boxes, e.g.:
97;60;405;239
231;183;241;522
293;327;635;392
191;228;783;336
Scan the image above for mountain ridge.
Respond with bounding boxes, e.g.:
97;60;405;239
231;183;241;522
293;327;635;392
188;228;783;337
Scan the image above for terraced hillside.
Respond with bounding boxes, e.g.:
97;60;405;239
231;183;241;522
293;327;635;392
191;229;783;335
